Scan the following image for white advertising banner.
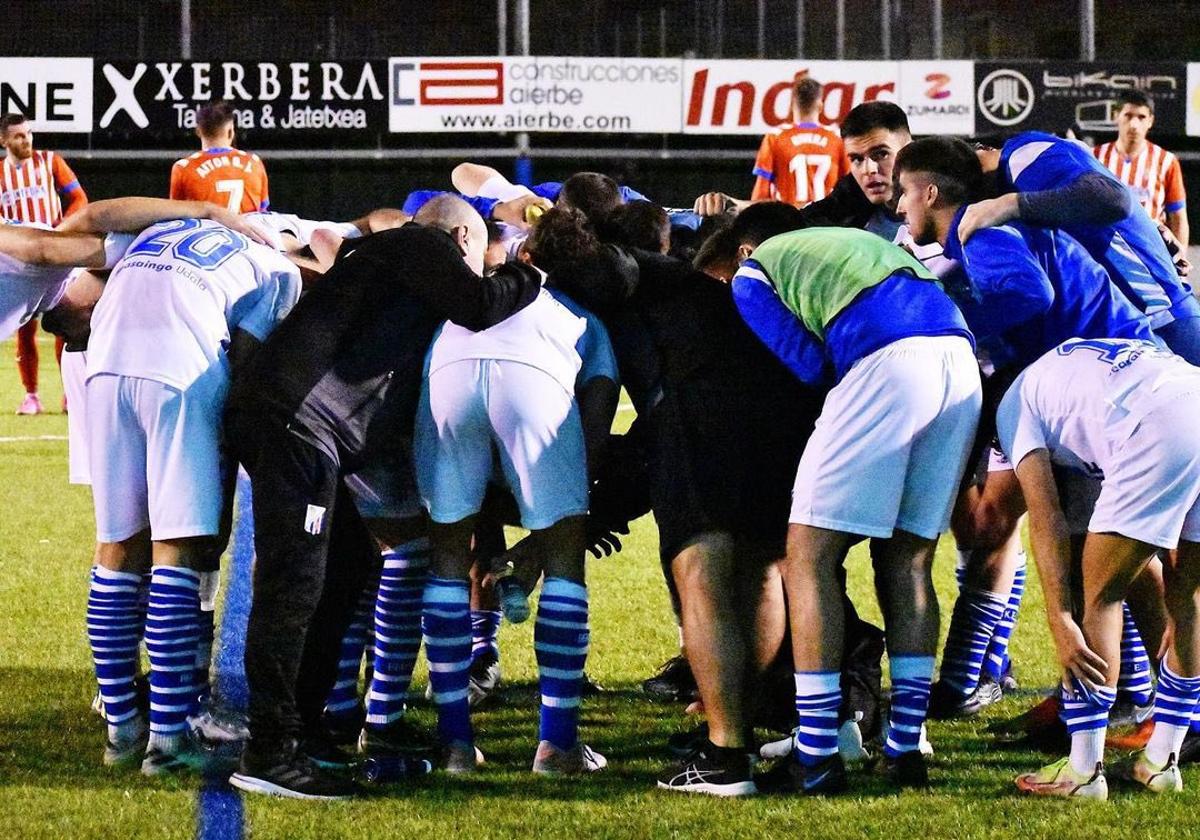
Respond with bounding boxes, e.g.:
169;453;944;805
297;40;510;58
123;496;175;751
897;60;976;135
1188;63;1200;136
681;60;897;135
388;56;683;134
0;57;93;133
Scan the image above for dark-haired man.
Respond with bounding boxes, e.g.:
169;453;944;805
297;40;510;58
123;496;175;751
170;101;269;213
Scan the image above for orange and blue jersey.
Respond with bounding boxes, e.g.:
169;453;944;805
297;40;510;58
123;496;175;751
750;123;848;207
169;147;269;213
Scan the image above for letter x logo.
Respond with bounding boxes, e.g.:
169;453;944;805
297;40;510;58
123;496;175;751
99;64;148;129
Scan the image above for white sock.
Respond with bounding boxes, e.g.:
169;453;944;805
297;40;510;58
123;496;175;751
1145;721;1189;767
1069;727;1106;775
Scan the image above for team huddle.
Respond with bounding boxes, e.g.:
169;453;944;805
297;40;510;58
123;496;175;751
1;81;1198;803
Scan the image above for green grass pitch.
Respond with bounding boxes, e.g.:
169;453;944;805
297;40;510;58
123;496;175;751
2;335;1199;839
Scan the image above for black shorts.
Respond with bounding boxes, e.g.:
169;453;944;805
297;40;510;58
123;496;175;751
648;380;818;564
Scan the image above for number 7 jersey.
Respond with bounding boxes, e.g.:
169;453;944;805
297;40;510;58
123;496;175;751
169;146;270;213
87;218;301;390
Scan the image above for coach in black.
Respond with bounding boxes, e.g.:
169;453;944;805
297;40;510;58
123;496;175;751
224;196;543;800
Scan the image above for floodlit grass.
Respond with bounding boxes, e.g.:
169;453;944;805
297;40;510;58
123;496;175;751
3;335;1200;839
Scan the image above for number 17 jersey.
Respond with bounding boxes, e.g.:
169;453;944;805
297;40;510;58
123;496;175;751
87;218;301;390
751;123;849;207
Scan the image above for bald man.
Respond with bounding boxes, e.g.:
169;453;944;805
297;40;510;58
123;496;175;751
226;198;545;800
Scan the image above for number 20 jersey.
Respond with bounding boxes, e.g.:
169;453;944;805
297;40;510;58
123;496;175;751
87;218;301;390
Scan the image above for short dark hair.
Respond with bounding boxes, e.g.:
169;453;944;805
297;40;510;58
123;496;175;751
840;101;909;140
558;172;623;225
195;101;235;137
524;207;600;274
1116;89;1154;114
794;77;823;112
730;201;808;248
606;200;670;252
894;136;984;207
0;113;29;133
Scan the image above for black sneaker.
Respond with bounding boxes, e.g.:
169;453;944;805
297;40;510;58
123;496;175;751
642;655;697;703
301;730;356;771
322;704;366;747
927;678;1003;720
1177;729;1200;765
230;739;357;800
582;672;605;696
657;742;756;797
667;722;710;758
876;750;929;789
357;717;436;757
754;753;847;796
468;650;502;707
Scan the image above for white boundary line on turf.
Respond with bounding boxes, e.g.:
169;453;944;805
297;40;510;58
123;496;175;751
0;435;67;443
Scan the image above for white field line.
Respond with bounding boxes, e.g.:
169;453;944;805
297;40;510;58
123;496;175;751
0;435;67;443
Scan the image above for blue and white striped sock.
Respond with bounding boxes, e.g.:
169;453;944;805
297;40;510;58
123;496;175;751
324;579;378;719
1146;661;1200;766
535;577;589;751
144;566;201;752
982;555;1026;681
366;539;429;727
422;575;473;745
87;567;144;743
792;671;841;766
472;610;502;662
954;550;969;592
940;588;1007;695
885;655;935;757
1117;603;1155;706
1060;678;1116;775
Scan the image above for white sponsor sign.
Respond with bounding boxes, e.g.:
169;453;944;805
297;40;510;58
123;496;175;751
1188;63;1200;137
0;58;93;133
897;61;975;134
681;60;897;135
388;56;682;134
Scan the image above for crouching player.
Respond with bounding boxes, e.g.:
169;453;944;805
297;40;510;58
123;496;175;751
732;225;982;791
1000;337;1200;799
415;285;608;774
81;218;300;773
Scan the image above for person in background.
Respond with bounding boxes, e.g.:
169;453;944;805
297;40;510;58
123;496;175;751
0;113;88;415
170;101;269;214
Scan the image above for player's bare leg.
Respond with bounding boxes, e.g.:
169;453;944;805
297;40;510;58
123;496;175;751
671;531;746;749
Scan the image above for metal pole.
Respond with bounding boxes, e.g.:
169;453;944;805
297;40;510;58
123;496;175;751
835;0;845;59
636;10;643;56
660;5;668;57
1080;0;1095;60
880;0;890;60
757;0;767;57
931;0;943;59
497;0;507;56
716;0;725;59
514;0;531;186
180;0;191;60
796;0;805;58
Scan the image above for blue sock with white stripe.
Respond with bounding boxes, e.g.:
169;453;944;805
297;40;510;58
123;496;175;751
1146;660;1200;766
145;566;201;752
792;671;841;767
982;555;1026;681
940;588;1007;695
422;576;473;745
1117;603;1155;706
324;579;377;720
366;539;430;727
472;610;502;662
1060;678;1116;775
885;655;935;757
535;577;589;751
87;567;144;743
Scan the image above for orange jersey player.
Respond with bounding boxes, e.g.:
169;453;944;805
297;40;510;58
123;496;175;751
170;100;269;213
750;77;849;207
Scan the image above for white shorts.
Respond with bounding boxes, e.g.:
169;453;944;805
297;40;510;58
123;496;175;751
1089;397;1200;549
62;350;90;485
87;372;227;543
345;446;423;522
415;359;588;530
790;335;982;540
